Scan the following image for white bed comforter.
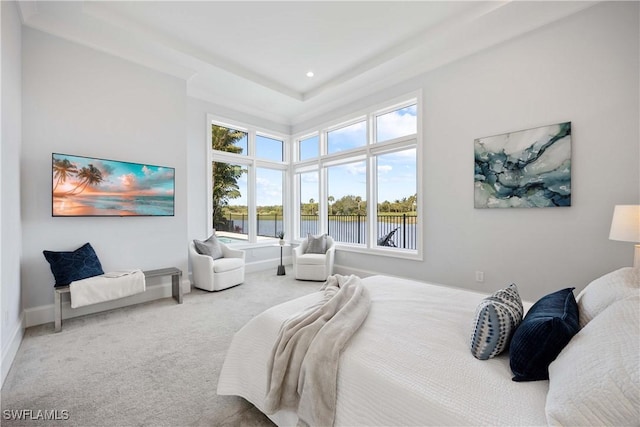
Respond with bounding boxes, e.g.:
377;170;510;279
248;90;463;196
217;275;549;426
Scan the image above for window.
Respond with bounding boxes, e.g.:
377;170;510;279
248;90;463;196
375;148;417;250
376;104;417;142
298;170;319;236
207;94;421;258
208;118;287;244
212;124;247;155
327;160;367;245
256;167;284;237
293;94;421;258
299;134;319;161
212;161;248;236
256;134;284;162
327;120;366;154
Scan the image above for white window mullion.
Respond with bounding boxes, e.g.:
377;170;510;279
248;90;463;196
319;162;327;236
368;153;377;249
206;118;214;237
247;161;256;243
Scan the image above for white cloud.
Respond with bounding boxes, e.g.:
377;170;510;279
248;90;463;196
377;109;417;141
256;176;283;206
301;172;319;183
345;163;366;176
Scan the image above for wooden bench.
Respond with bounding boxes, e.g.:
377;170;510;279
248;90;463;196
54;267;183;332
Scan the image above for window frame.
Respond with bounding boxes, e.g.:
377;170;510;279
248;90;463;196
292;91;423;261
206;114;289;247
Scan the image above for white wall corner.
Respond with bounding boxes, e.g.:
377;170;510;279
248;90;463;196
1;312;24;387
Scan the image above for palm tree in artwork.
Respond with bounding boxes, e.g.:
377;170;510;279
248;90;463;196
65;164;104;195
52;158;78;191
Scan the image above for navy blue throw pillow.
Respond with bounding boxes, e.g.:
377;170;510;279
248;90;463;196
509;287;579;382
43;243;104;287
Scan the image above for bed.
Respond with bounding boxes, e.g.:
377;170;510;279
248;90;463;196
217;269;639;426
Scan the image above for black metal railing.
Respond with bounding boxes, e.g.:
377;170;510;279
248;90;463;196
215;213;417;249
214;213;283;238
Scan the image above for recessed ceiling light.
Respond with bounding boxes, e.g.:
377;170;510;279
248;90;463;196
306;71;314;78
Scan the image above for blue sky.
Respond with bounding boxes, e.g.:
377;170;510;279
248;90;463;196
53;153;174;196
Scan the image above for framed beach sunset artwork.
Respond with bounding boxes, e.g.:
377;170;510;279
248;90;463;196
52;153;175;217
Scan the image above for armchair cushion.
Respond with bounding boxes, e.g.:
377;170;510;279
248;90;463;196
213;257;244;273
193;234;223;260
305;233;328;254
296;253;328;266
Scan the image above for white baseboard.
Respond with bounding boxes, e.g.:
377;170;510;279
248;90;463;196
333;263;378;278
26;258;293;328
245;256;291;274
1;312;25;387
25;279;191;328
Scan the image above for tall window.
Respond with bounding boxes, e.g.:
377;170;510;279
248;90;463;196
298;170;319;236
256;168;284;237
293;94;421;258
375;148;417;249
212;161;248;236
208;117;287;244
327;160;367;245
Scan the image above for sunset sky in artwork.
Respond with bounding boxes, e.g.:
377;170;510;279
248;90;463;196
52;153;174;197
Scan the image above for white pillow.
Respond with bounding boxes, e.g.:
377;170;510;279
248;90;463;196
545;296;639;426
576;267;639;328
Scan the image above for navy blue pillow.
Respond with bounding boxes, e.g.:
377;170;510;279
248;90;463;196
43;243;104;287
509;287;579;382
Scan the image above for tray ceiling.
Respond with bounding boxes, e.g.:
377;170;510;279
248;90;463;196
18;1;597;125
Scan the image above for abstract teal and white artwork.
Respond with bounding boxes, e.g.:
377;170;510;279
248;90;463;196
474;122;571;208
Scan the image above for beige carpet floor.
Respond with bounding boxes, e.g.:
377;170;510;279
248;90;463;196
1;267;320;426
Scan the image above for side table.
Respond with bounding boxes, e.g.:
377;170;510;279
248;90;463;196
275;243;290;275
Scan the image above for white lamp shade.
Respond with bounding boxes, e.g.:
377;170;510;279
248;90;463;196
609;205;640;242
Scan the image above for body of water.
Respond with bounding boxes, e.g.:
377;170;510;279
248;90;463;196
222;216;417;249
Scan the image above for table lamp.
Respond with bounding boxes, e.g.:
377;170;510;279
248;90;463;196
609;205;640;268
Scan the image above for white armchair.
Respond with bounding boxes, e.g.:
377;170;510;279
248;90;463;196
189;241;245;291
293;236;336;281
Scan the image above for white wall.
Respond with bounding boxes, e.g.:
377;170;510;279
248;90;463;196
1;0;24;385
293;2;640;301
21;28;188;323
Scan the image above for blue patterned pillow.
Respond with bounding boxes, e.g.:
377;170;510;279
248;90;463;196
509;287;579;381
43;242;104;287
470;284;523;360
